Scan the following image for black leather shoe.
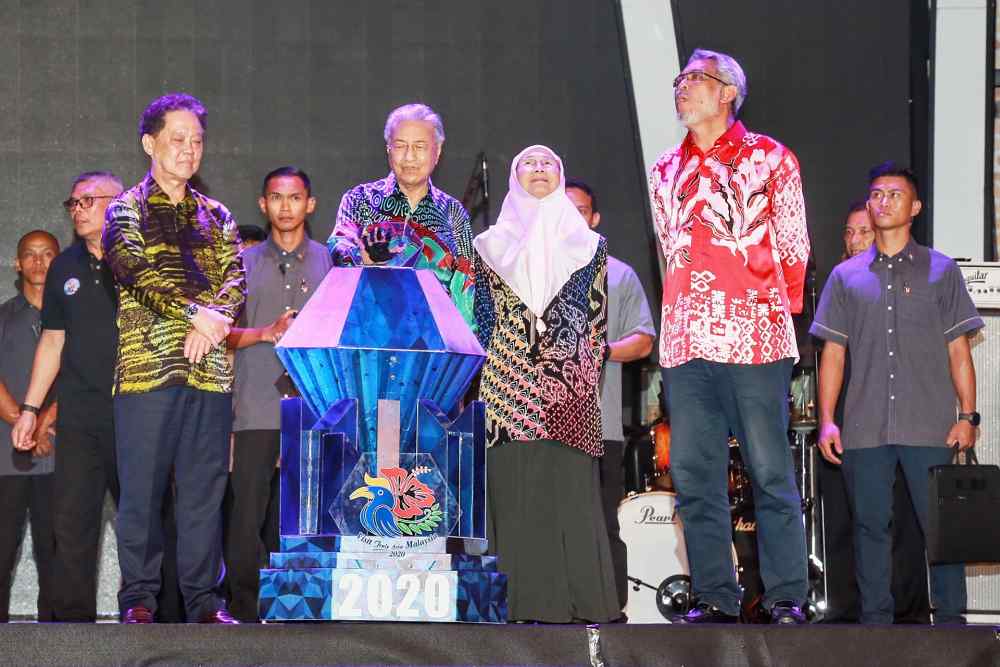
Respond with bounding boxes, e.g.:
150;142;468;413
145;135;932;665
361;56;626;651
198;609;240;624
122;606;154;624
769;600;807;625
677;601;739;624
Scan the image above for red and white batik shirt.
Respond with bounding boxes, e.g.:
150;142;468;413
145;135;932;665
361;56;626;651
648;121;809;369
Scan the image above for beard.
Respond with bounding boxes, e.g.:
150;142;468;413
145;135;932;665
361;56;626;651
675;95;723;127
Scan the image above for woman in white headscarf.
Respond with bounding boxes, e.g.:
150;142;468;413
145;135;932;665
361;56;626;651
473;145;618;623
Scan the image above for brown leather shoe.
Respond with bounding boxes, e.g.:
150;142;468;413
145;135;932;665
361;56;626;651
198;609;240;624
122;606;154;624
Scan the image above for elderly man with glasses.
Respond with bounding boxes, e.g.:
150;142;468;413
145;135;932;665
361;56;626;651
327;102;475;330
648;49;811;624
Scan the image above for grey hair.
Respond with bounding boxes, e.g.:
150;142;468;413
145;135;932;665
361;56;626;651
688;48;747;115
72;170;124;193
383;103;445;145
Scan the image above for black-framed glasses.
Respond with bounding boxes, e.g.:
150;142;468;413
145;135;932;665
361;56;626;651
672;70;732;89
62;195;114;211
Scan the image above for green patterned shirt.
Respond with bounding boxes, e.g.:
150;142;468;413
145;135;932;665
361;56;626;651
103;173;246;395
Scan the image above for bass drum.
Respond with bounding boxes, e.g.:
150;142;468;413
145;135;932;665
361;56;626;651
619;492;691;623
620;491;739;623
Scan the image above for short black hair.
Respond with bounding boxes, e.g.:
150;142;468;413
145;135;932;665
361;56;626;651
845;199;868;220
868;161;919;197
565;177;598;213
17;229;59;256
138;93;207;139
238;225;267;244
261;166;312;197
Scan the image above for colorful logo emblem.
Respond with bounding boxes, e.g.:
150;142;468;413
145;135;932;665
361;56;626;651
63;277;80;296
349;466;443;538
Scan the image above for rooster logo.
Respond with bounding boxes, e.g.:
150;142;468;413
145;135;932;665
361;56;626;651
349;466;443;537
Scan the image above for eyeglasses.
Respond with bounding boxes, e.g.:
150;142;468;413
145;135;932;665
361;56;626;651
672;70;732;89
62;195;114;211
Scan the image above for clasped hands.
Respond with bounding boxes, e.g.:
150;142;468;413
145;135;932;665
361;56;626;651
184;306;233;364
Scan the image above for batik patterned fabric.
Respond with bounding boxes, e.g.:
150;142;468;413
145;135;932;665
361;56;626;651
648;121;809;368
327;173;476;332
103;173;245;395
474;240;608;457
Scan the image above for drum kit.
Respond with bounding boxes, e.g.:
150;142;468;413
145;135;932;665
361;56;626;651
621;407;824;624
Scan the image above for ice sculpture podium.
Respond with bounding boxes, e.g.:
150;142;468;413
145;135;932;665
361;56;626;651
257;266;508;623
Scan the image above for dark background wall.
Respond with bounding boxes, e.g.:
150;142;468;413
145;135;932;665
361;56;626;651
0;0;651;307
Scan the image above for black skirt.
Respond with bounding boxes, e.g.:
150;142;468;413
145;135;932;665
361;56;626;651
487;439;619;623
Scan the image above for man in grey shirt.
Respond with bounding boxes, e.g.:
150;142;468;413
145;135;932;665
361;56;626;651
812;162;982;625
225;167;333;621
0;231;59;621
567;179;656;614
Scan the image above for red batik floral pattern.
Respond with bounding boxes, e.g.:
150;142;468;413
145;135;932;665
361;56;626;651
648;122;809;368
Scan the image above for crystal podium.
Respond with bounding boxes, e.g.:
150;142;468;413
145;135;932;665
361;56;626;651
258;266;507;623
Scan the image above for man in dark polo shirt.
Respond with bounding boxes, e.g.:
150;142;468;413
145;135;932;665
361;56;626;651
12;172;123;621
812;161;983;625
224;166;332;621
0;230;59;622
11;172;181;622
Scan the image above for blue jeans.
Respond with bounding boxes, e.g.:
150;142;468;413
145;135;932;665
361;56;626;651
664;359;807;615
840;445;966;624
115;386;232;620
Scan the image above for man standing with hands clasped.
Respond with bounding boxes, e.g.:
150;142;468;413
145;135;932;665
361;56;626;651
811;161;982;625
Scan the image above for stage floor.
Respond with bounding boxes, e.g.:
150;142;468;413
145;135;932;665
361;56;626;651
1;621;998;667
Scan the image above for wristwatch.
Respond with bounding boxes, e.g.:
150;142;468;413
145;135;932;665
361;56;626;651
958;411;981;427
184;303;199;320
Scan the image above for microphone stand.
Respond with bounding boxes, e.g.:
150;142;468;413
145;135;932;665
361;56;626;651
461;151;490;229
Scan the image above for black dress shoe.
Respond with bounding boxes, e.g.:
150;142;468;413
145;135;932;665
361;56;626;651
198;609;240;624
677;602;739;624
769;600;807;625
122;606;154;624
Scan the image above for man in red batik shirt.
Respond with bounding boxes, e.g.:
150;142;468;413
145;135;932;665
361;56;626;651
649;48;811;625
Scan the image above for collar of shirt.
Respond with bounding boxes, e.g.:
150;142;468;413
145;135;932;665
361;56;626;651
378;172;443;215
263;235;311;265
681;120;748;159
870;237;921;267
140;172;198;212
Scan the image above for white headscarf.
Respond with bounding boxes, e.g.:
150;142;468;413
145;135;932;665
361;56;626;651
472;145;601;324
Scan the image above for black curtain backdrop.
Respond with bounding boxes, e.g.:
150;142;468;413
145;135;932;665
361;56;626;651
0;0;652;312
671;0;920;291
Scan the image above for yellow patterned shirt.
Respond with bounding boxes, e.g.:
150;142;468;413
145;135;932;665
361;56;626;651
102;173;246;395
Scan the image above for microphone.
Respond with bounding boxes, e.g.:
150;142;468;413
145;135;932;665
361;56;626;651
481;153;489;202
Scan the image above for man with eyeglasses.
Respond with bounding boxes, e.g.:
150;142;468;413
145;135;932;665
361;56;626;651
813;161;980;625
12;172;183;623
327;102;475;330
223;166;332;621
648;48;811;624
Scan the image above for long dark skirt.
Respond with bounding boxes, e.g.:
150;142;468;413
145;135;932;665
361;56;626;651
487;440;619;623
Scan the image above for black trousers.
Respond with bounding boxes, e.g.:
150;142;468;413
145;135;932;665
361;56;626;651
598;440;627;612
0;474;55;621
819;458;930;623
53;396;183;621
115;386;230;621
224;429;281;622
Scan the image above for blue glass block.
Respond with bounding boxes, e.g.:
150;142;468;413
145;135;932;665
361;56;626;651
259;568;332;621
341;268;446;350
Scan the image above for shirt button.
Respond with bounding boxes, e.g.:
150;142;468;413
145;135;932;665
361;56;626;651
891;395;895;400
890;374;895;379
888;328;893;334
285;285;291;290
888;285;893;290
888;306;892;311
889;351;894;356
888;264;893;269
285;305;291;310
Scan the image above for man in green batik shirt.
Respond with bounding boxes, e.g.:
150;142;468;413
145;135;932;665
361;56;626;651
326;103;475;331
